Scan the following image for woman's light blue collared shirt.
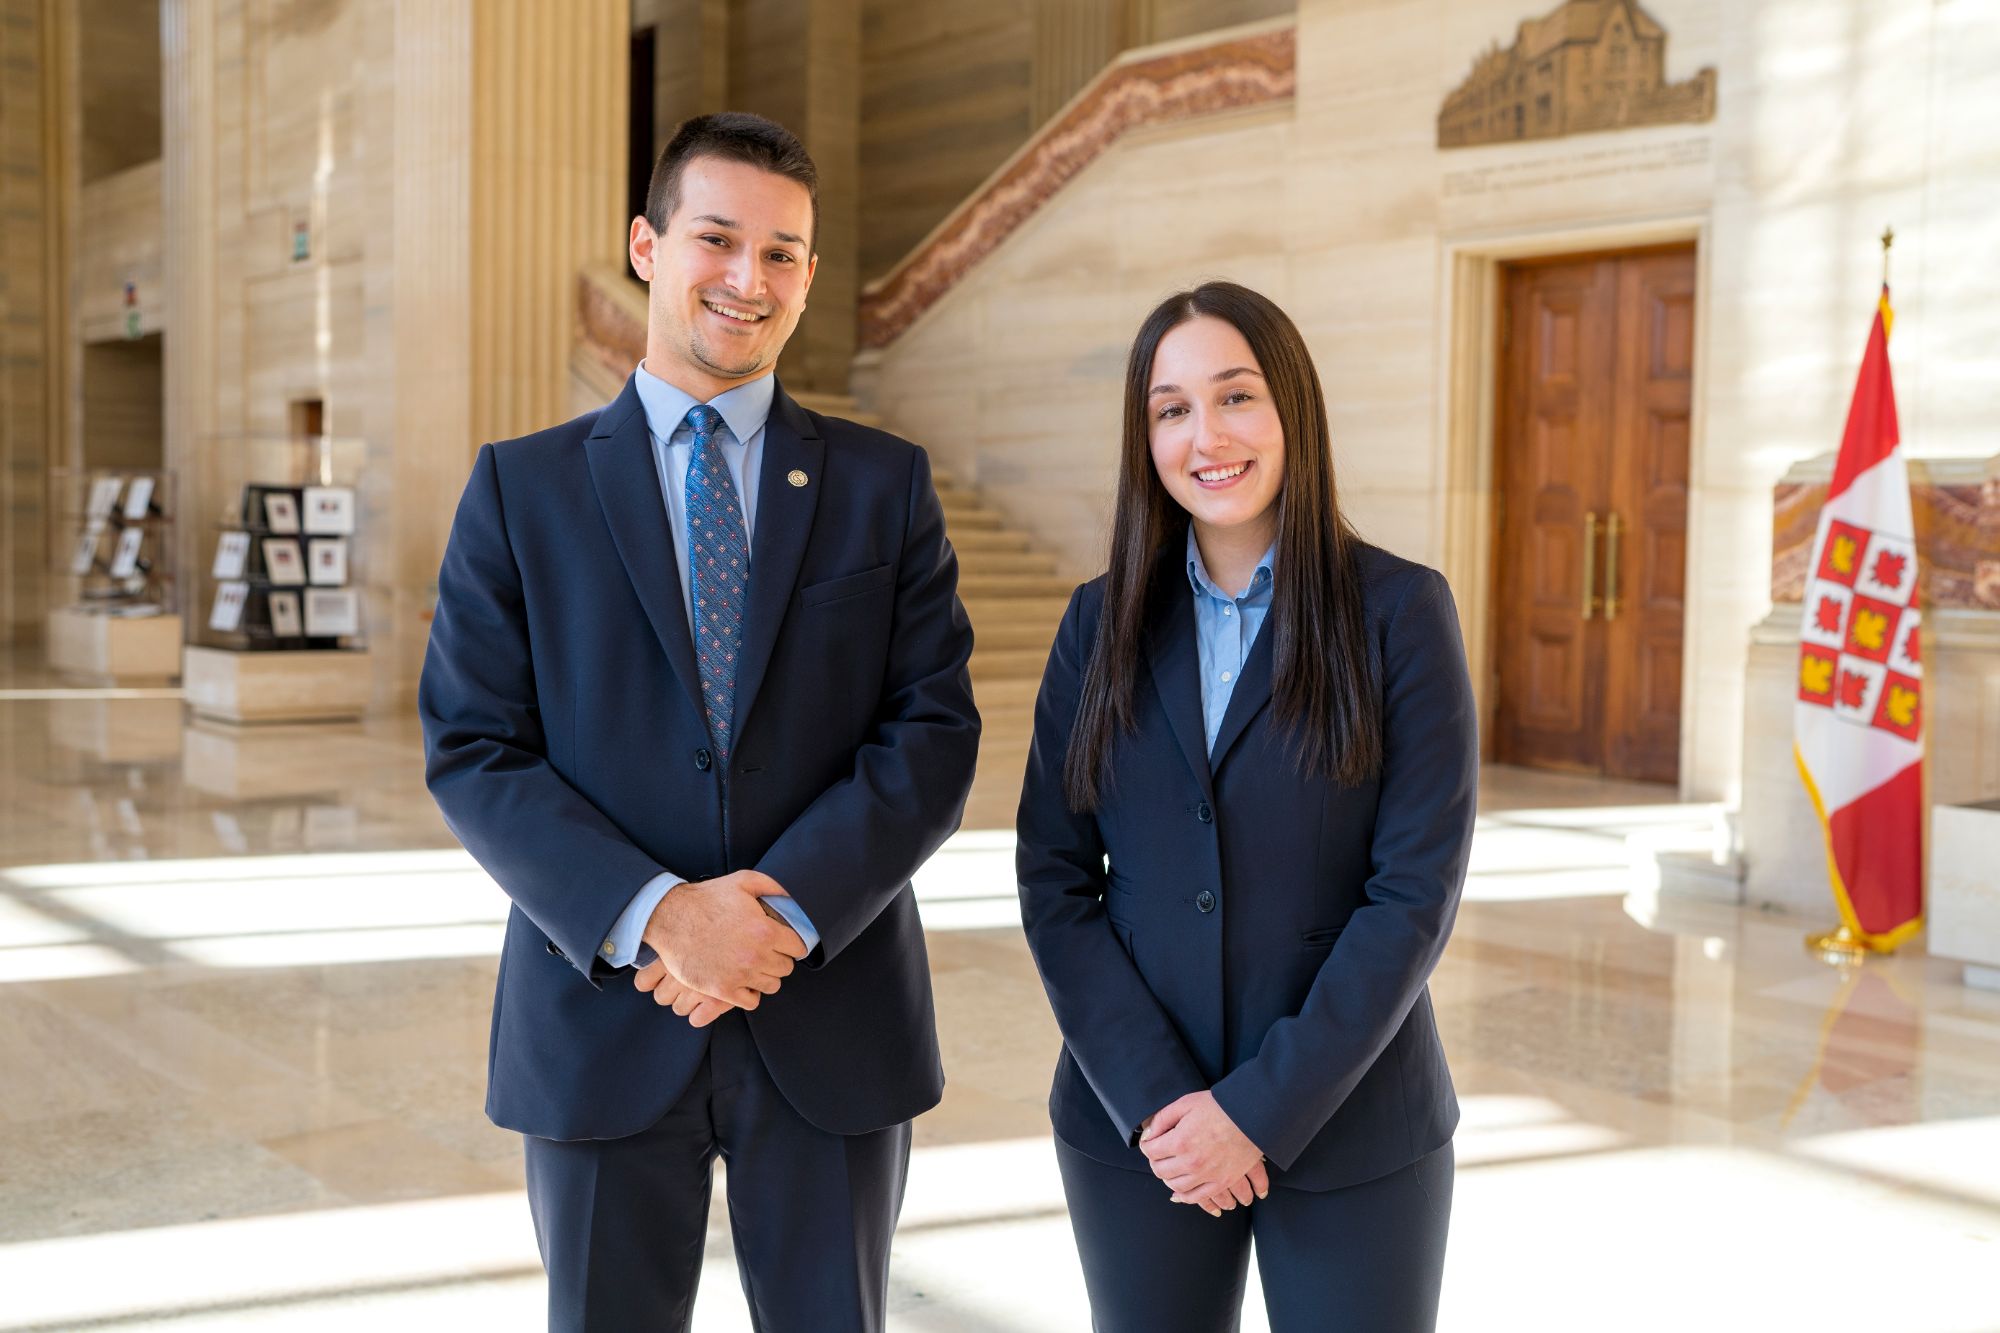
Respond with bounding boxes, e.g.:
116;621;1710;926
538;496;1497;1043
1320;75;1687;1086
1185;527;1277;755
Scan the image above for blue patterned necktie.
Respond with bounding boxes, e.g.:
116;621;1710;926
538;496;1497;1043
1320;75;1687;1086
682;404;750;760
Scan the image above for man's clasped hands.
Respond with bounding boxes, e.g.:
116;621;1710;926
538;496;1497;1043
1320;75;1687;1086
631;869;809;1027
632;869;1269;1221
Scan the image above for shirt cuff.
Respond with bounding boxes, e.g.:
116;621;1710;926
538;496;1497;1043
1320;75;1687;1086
602;872;682;968
762;894;821;955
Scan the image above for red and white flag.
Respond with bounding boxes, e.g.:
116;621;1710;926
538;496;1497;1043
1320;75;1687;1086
1794;286;1923;951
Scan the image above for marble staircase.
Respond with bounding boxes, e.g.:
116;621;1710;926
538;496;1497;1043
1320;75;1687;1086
932;471;1069;832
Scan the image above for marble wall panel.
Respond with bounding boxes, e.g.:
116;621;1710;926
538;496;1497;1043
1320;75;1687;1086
79;339;165;471
861;0;1034;280
75;0;161;183
74;162;165;344
1343;487;1441;567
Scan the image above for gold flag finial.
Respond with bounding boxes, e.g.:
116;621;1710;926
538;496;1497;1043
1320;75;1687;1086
1881;226;1894;286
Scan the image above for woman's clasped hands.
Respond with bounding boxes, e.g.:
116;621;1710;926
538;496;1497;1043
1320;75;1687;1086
1138;1091;1269;1218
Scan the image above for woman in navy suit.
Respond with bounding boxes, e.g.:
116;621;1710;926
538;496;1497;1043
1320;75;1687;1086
1016;281;1477;1332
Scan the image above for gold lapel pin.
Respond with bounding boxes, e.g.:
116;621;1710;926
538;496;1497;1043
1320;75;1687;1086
787;469;809;488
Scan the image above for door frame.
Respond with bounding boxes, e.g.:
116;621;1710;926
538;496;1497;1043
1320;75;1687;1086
1434;215;1712;798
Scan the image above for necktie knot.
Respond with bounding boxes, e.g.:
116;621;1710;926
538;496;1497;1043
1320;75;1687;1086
684;404;724;442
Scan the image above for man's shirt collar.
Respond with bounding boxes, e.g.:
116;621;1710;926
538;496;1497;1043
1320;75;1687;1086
633;360;776;446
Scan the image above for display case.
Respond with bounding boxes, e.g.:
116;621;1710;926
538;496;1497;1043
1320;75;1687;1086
44;467;182;682
182;435;373;723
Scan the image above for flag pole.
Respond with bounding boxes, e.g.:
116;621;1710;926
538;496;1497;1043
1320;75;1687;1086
1805;227;1897;967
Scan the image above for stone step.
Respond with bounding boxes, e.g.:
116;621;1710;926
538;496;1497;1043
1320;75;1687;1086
962;595;1070;629
969;620;1062;652
957;789;1022;834
941;507;1002;531
790;391;883;430
955;549;1061;577
968;646;1054;679
957;573;1075;601
973;733;1032;760
949;528;1033;553
970;674;1040;709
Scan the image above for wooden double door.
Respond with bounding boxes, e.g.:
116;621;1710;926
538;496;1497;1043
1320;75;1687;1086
1492;248;1694;786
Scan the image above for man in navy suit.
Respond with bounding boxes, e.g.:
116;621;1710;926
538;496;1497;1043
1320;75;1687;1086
419;112;979;1332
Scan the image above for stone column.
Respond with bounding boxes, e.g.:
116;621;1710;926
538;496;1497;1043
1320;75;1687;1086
468;0;629;450
730;0;858;398
0;0;64;643
160;0;245;635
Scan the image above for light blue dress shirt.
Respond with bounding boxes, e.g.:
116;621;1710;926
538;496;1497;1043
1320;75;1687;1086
1185;526;1277;755
597;362;821;968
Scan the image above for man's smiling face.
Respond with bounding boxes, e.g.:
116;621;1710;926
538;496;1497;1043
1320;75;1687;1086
632;154;817;398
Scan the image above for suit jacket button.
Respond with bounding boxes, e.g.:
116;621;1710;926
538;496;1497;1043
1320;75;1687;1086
1195;801;1213;823
695;747;712;771
1196;890;1216;913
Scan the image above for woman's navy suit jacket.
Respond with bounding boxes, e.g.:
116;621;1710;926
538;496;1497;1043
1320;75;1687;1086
1017;542;1478;1191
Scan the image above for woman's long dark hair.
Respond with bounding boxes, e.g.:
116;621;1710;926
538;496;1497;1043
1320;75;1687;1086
1062;281;1383;811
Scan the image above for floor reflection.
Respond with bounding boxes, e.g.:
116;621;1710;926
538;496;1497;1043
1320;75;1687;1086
0;676;1996;1331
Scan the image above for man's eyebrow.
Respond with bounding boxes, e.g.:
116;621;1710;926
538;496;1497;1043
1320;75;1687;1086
691;214;805;249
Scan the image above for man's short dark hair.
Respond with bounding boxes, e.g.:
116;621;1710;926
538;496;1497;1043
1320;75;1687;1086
644;112;819;254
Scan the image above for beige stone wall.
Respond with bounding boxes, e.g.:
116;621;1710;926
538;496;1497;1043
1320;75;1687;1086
80;337;164;469
75;0;160;183
0;0;63;644
74;161;164;344
862;0;1998;806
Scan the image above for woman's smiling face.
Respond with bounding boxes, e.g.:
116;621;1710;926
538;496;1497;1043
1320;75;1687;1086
1145;315;1286;540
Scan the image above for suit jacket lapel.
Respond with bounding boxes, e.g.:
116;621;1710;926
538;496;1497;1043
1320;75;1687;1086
729;384;823;749
584;376;707;721
1145;580;1216;807
1208;618;1275;775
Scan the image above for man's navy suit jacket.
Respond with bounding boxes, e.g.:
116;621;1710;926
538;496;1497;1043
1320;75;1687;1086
419;374;980;1142
1017;542;1477;1191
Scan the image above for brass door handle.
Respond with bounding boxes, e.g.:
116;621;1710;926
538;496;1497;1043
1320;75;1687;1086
1604;511;1623;621
1581;511;1600;620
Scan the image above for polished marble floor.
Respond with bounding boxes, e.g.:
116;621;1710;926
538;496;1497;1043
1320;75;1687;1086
2;666;1998;1331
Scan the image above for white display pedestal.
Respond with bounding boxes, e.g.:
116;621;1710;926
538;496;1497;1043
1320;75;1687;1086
182;645;372;724
45;608;183;683
1932;801;2000;992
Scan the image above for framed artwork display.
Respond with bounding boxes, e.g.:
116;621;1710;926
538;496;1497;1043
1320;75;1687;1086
262;538;306;586
213;531;250;579
307;538;347;586
263;491;301;535
209;581;249;632
108;527;145;578
303;587;360;637
85;477;123;520
268;590;303;637
302;486;356;536
121;477;156;520
70;529;101;576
